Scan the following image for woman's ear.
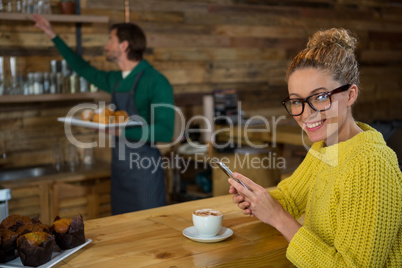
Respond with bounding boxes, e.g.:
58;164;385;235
347;84;359;107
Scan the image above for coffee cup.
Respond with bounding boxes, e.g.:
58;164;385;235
192;208;223;237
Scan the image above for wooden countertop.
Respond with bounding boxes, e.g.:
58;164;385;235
56;189;294;267
0;161;111;187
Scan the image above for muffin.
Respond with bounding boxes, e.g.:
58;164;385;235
92;113;114;124
92;108;115;124
0;228;19;263
0;215;32;232
114;110;129;124
52;218;71;234
80;109;94;121
51;215;85;250
15;216;51;237
16;222;51;237
16;231;55;267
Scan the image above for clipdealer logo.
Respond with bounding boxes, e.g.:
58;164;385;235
63;101;288;171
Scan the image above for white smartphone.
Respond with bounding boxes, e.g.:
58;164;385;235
214;161;249;190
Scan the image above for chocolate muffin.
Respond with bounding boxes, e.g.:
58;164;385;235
16;222;52;237
0;228;19;263
17;231;55;267
51;215;85;250
1;215;32;232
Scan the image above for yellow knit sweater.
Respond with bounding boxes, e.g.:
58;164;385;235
270;122;402;267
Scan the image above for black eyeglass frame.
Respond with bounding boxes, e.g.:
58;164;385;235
281;84;351;116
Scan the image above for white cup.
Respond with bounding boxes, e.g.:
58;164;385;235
192;208;223;237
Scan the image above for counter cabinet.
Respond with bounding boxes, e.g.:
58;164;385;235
0;169;111;224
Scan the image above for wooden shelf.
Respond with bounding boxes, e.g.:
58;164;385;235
0;91;111;103
0;13;109;23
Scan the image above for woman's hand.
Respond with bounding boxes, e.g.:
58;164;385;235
229;172;302;242
32;14;56;39
229;172;283;226
229;180;253;216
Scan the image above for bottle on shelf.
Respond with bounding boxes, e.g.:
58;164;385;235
36;0;50;14
60;59;73;93
49;72;56;94
43;72;50;94
27;72;34;94
55;72;63;93
33;72;43;95
69;71;79;94
4;0;22;13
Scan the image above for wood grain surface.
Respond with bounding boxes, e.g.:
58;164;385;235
1;0;401;170
55;190;295;267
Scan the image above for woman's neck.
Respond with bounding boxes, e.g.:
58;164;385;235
325;119;363;146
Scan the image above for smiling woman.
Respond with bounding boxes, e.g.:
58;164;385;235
285;28;362;146
286;68;361;145
229;28;402;268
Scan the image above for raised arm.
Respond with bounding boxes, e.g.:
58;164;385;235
32;14;56;39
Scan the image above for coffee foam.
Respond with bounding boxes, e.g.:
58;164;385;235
194;208;222;216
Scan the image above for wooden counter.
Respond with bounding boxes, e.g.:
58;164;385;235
0;161;111;223
56;190;295;267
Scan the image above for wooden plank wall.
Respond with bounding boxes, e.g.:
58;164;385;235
0;0;401;168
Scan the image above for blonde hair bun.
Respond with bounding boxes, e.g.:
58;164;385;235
307;28;357;54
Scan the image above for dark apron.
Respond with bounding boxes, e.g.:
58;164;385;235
110;71;166;215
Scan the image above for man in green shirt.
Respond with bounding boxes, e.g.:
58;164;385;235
33;14;174;214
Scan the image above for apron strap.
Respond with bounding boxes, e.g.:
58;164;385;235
111;70;144;113
111;81;119;110
127;70;144;115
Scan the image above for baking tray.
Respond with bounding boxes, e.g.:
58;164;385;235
2;239;92;268
58;117;142;129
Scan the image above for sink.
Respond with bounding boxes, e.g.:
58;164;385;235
0;165;59;182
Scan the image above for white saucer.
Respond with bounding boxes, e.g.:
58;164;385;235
183;226;233;243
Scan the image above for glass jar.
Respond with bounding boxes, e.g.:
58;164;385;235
5;0;22;12
36;0;49;13
22;0;35;13
42;0;50;13
49;72;56;94
33;72;43;94
69;72;79;94
79;76;88;93
56;72;63;93
27;72;34;94
43;72;50;94
36;0;43;13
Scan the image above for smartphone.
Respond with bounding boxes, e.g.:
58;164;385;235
214;161;249;190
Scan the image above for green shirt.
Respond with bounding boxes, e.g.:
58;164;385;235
52;36;174;143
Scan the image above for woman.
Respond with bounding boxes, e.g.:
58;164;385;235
229;28;401;267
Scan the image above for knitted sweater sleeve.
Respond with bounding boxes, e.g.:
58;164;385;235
269;146;317;220
286;146;402;267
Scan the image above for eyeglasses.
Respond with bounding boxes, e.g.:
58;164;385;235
281;84;351;116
